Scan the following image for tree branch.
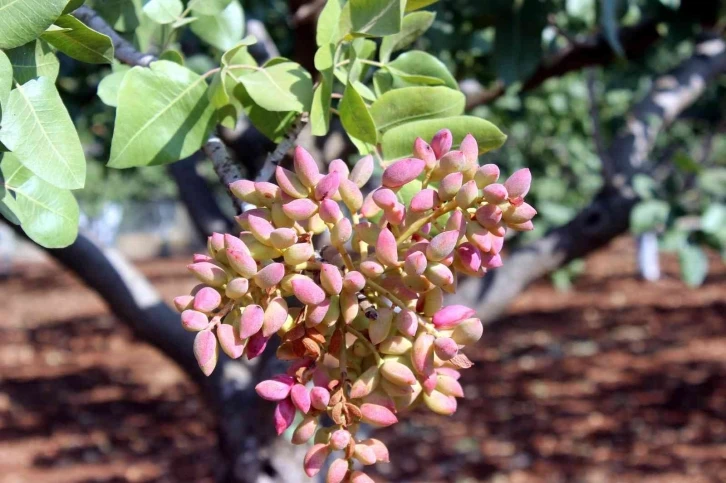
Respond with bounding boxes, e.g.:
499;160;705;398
452;35;726;324
73;7;156;67
167;153;236;239
254;114;309;183
73;6;306;214
464;19;660;109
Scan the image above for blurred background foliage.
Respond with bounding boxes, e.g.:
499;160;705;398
56;0;725;285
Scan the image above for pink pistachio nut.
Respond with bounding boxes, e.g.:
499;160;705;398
292;277;326;305
430;129;453;159
381;158;425;188
255;374;295;401
293;146;321;188
274;397;296;435
432;305;476;329
194;330;218;376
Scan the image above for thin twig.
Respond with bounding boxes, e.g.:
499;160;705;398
255;114;309;183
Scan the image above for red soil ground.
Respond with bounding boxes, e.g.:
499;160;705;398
1;238;725;482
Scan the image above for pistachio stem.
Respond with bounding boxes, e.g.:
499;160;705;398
395;199;458;244
346;326;382;364
365;279;438;336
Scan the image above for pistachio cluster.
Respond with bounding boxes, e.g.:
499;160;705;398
174;129;535;482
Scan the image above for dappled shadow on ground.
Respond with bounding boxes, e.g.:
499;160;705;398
0;264;217;483
0;238;725;482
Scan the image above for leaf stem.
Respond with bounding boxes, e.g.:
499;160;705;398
365;279;438;336
346;326;382;364
395;199;458;244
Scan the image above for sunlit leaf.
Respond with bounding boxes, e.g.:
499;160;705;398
379;11;435;63
310;44;335;136
142;0;183;24
629;199;669;235
404;0;438;11
97;66;130;107
109;60;216;168
62;0;86;14
234;59;313;113
5;40;60;84
370;86;464;133
381;116;506;160
41;14;114;64
190;0;232;15
387;50;457;89
1;152;79;248
679;244;708;287
0;50;11;108
350;0;404;36
0;77;86;189
0;0;66;49
190;0;245;50
340;81;378;144
317;0;344;46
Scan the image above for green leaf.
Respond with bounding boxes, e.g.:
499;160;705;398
404;0;438;11
189;0;232;15
673;151;702;173
370;86;464;133
702;204;726;235
631;173;657;200
159;49;184;64
221;35;258;67
493;0;549;85
348;133;377;156
678;244;708;287
234;59;313;113
337;2;353;42
232;83;297;142
0;152;25;225
310;44;335;136
208;70;238;129
190;0;244;51
340;81;378;144
387;50;457;89
97;66;130;107
373;69;394;96
109;60;216;168
0;77;86;189
5;40;60;85
1;151;79;247
600;0;624;56
93;0;141;33
379;11;435;63
353;81;376;102
317;0;344;46
659;0;680;9
381;116;507;160
63;0;86;14
350;0;404;36
171;16;197;29
142;0;183;24
0;50;11;108
0;0;66;49
629;200;669;235
698;168;726;196
41;14;114;64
